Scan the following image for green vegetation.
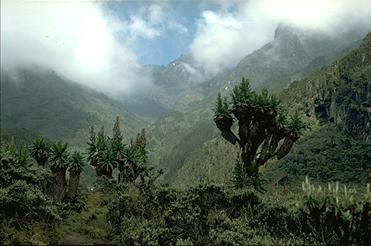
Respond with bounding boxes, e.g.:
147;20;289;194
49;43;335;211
87;117;153;184
67;151;85;202
1;27;370;245
282;32;371;140
29;137;49;166
214;78;305;188
0;68;147;146
106;180;370;245
50;141;69;202
1;113;370;245
265;126;371;184
162;32;371;190
0;140;61;243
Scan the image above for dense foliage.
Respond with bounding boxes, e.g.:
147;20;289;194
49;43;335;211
87;117;153;185
1;116;370;245
0;136;89;243
282;32;371;140
266;126;371;184
107;179;370;245
0;140;61;242
29;137;49;166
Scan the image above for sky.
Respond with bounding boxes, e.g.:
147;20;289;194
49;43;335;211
1;0;371;96
103;0;219;65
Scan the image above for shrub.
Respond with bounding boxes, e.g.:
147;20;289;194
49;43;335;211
299;178;370;245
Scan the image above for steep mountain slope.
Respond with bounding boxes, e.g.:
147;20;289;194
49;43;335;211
282;32;371;140
263;126;370;185
224;24;364;93
148;25;367;182
1;67;147;145
173;32;371;188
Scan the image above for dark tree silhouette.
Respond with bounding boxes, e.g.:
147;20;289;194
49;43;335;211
214;78;305;188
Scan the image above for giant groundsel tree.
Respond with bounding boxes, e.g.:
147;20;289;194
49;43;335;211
87;117;151;185
49;141;69;202
30;137;49;166
67;151;85;202
214;78;305;188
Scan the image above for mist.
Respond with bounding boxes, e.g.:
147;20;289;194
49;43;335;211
191;0;371;76
1;0;151;97
1;0;371;96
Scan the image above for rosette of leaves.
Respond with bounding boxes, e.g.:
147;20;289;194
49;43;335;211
30;137;49;166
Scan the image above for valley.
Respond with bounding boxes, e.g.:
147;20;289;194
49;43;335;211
1;1;370;244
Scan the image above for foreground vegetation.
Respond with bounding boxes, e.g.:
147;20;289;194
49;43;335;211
1;78;370;245
1;146;370;245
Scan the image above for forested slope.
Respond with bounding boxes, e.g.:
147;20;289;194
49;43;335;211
1;67;147;145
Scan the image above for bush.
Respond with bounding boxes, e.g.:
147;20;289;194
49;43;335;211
107;180;370;245
0;181;61;225
298;178;370;245
0;142;62;243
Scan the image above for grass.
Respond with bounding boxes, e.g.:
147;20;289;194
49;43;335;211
54;191;113;245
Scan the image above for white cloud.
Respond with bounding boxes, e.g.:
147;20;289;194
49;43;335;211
117;3;188;43
168;22;188;34
1;0;151;96
149;4;165;24
127;16;161;39
191;0;371;76
2;0;370;93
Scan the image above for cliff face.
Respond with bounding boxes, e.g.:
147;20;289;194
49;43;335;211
282;32;371;140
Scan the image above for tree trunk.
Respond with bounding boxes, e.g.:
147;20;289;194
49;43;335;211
239;144;259;186
36;157;47;167
67;171;80;202
54;169;66;202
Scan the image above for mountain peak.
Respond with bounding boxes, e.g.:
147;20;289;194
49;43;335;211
274;24;300;41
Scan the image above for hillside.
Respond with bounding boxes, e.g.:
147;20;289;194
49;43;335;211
0;67;147;146
148;26;367;182
281;32;371;140
172;31;371;188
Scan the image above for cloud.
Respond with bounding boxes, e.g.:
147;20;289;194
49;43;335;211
191;0;371;76
2;0;370;94
127;16;161;39
1;0;152;96
148;4;165;24
116;2;188;43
